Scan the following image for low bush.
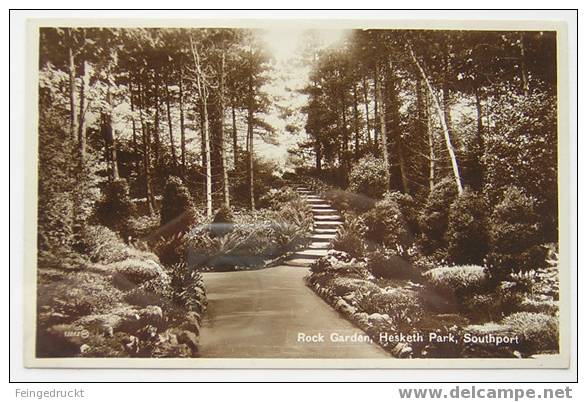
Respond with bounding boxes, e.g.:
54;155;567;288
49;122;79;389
348;155;388;200
446;190;489;265
461;281;526;322
128;214;160;239
502;312;559;353
309;250;369;278
331;215;367;258
366;248;415;280
108;259;168;291
356;288;423;331
423;265;489;307
80;225;160;265
487;186;545;279
258;187;299;210
419;178;459;253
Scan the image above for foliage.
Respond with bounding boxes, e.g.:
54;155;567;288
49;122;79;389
356;288;423;331
366;248;416;280
363;196;413;254
487;186;545;279
446;189;489;265
166;262;207;314
258;186;299;210
331;215;367;258
418;178;459;253
484;91;558;241
348;155;388;200
80;225;159;265
501;312;559;353
160;176;194;227
95;179;135;238
422;265;489;305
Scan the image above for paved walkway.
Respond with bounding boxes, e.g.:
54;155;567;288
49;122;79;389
198;187;390;358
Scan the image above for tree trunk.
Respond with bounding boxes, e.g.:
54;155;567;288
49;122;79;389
315;138;322;171
362;76;371;147
409;45;463;194
352;83;360;160
104;86;119;181
67;29;77;142
164;78;177;168
373;68;380;151
519;32;530;96
386;67;409;194
77;59;89;166
152;82;161;170
202;99;213;217
179;67;186;176
129;77;139;175
247;85;255;211
231;102;238;168
375;61;390;191
474;87;485;151
199;102;206;174
423;82;435;191
219;51;230;208
138;81;155;216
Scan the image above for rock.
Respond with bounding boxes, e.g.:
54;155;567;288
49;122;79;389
179;312;201;335
137;324;158;341
80;344;91;354
368;313;387;322
176;330;199;356
121;335;140;355
392;342;413;358
139;305;164;328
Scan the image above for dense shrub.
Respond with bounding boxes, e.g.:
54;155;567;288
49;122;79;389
356;288;423;331
462;281;527;322
418;178;459;253
181;195;312;270
95;179;135;238
128;214;160;239
363;196;413;254
487;186;545;279
384;191;419;235
501;312;559;353
348;155;388;200
160;176;194;227
366;248;415;280
166;262;207;314
108;259;167;291
446;190;489;265
80;225;159;265
331;215;367;258
258;187;299;210
484;91;558;241
423;265;489;306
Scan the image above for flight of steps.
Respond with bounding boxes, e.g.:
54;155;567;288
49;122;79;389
285;186;344;267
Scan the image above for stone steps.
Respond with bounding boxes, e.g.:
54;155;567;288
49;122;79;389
311;208;338;215
313;214;343;221
283;184;344;267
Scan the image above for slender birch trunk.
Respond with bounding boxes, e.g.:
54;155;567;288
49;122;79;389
219;50;230;208
408;45;463;194
375;61;391;191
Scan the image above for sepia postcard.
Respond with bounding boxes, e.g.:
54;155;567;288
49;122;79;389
22;17;572;369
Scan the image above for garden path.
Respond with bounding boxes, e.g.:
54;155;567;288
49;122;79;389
198;187;390;358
